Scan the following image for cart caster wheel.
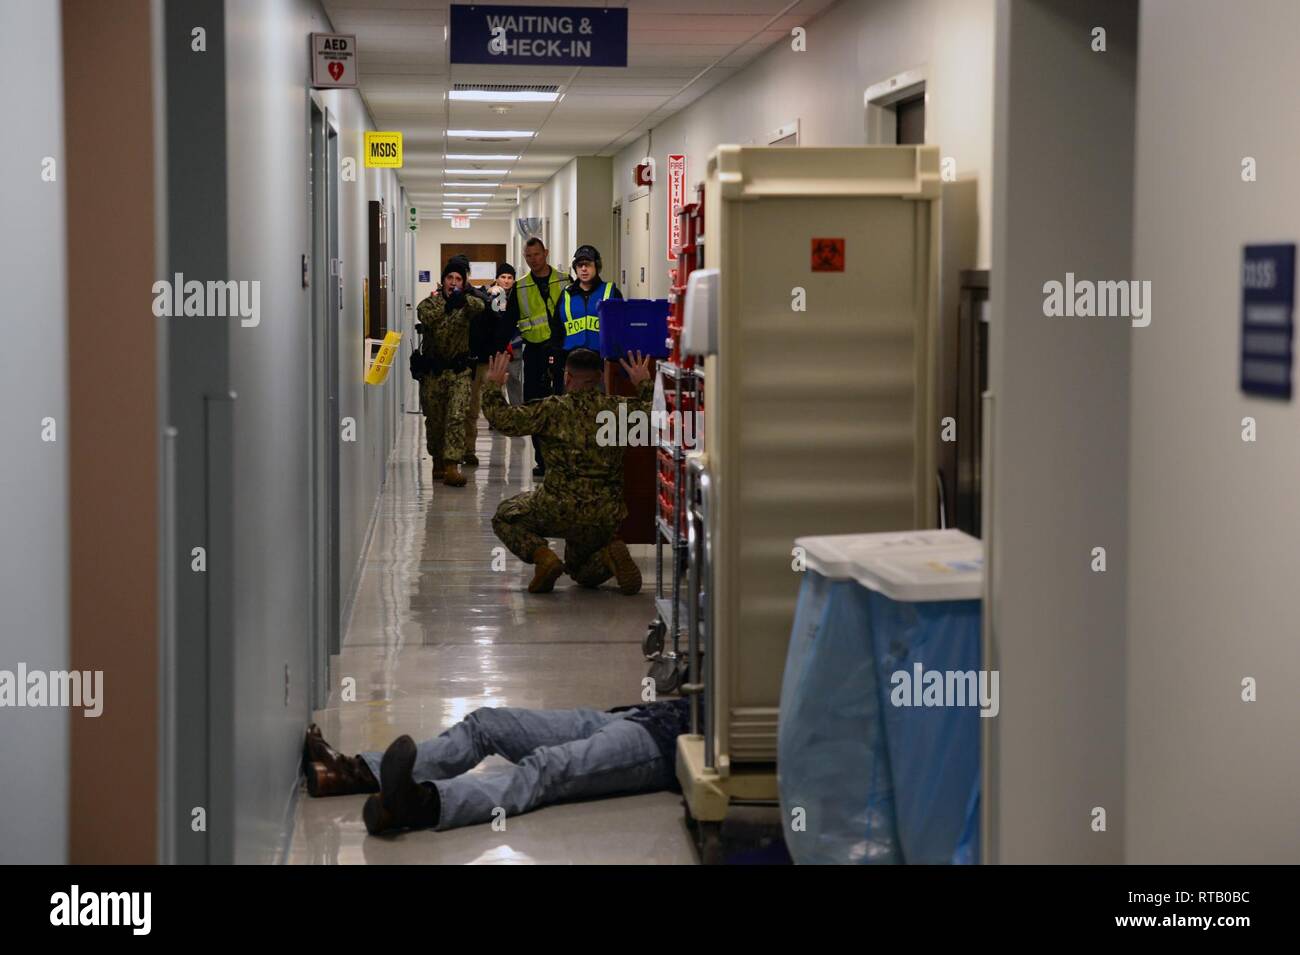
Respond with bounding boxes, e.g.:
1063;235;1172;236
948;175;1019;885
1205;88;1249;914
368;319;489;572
642;620;667;658
648;654;681;696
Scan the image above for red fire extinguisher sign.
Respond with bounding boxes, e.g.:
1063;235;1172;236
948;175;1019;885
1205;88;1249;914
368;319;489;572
667;154;686;261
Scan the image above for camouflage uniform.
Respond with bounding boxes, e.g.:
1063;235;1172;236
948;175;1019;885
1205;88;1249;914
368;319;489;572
482;379;653;585
416;291;484;464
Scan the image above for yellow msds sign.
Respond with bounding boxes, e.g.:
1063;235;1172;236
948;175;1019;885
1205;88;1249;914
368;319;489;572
364;131;403;168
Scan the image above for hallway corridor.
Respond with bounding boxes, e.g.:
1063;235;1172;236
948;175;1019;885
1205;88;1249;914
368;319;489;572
286;411;695;864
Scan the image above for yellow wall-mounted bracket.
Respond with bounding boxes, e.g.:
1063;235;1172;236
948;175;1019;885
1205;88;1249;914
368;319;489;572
364;330;402;385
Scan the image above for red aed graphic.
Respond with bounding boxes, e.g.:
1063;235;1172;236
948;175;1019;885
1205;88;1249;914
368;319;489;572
811;237;845;272
328;61;345;81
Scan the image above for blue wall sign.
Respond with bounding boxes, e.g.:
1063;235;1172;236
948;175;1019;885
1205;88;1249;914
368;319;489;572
450;5;628;67
418;270;431;283
1241;243;1296;399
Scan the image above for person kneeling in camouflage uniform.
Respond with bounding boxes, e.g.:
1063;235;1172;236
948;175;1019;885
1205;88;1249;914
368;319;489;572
481;346;650;595
413;259;485;487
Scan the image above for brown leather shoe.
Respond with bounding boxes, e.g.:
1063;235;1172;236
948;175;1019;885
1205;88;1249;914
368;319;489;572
605;539;643;595
528;545;564;593
443;462;467;487
302;724;378;797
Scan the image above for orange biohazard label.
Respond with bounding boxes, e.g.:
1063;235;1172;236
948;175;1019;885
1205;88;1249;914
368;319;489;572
811;238;845;272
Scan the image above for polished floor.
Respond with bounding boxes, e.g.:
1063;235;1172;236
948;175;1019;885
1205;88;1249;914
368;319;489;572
286;409;696;864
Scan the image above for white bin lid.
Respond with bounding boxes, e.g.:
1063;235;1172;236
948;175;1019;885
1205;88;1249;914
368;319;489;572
794;529;984;602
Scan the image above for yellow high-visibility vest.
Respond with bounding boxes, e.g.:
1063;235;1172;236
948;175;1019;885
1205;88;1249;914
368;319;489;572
516;269;567;343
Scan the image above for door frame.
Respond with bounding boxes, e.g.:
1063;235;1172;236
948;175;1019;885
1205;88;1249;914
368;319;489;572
308;93;342;712
610;201;622;287
864;66;929;145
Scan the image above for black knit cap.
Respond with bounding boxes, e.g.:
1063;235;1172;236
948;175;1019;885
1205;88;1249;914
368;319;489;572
496;262;516;278
442;257;468;281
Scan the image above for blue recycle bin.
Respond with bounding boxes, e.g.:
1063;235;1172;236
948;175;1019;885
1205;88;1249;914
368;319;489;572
778;530;984;865
597;298;670;360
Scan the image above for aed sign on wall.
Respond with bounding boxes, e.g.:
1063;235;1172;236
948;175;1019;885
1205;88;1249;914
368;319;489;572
311;33;358;88
449;4;628;67
364;132;403;168
666;155;686;262
1240;243;1296;399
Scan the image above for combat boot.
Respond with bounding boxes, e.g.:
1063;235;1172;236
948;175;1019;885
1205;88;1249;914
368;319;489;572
606;539;643;596
529;545;564;593
443;461;467;487
362;735;440;835
462;451;479;466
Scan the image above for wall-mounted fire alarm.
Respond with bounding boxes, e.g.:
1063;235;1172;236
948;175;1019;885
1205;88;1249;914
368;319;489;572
634;157;655;187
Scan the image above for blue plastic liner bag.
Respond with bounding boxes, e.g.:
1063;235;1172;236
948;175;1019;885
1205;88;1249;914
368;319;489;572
778;571;900;864
866;592;982;864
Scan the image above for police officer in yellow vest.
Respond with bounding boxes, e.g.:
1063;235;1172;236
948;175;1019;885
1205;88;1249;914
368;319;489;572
504;237;570;477
554;244;622;390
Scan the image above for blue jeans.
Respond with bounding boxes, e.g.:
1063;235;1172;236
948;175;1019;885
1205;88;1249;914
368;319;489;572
360;707;675;831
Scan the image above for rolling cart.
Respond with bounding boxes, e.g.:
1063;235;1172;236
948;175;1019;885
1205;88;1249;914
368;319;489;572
675;145;942;861
643;184;706;696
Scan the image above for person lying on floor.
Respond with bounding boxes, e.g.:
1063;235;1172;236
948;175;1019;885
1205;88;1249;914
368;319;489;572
302;698;691;834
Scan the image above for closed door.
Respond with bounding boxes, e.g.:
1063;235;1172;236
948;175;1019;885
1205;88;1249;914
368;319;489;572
622;192;650;297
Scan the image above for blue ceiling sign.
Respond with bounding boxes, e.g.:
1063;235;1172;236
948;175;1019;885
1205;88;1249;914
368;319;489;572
1240;243;1296;400
449;4;628;67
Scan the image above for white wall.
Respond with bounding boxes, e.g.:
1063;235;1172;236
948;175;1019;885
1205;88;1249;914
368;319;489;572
511;156;612;275
0;0;68;864
516;158;579;268
607;0;995;301
223;0;407;863
1127;0;1300;863
986;0;1136;864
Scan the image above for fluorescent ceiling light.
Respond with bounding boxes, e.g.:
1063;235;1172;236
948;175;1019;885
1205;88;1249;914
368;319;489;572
450;91;559;103
443;182;500;187
444;168;509;175
443;192;494;197
446;153;518;161
448;129;534;138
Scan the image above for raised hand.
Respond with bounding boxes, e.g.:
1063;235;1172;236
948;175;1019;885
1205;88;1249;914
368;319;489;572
619;350;653;386
486;351;511;386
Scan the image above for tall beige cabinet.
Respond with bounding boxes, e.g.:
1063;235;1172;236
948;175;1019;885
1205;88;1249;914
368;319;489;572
679;146;942;834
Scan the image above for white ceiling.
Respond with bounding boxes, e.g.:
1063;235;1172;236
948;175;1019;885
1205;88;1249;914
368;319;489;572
320;0;837;218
